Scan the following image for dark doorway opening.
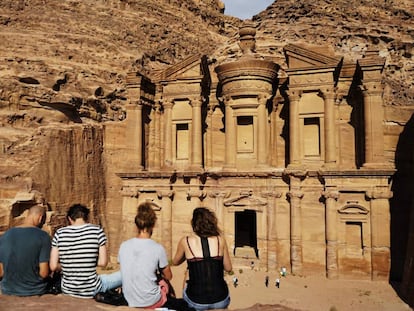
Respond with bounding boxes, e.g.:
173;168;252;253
235;210;258;258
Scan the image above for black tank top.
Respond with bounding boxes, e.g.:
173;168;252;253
186;236;229;304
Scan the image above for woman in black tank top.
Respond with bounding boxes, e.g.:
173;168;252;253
172;207;233;311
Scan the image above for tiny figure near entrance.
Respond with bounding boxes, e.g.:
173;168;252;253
232;276;238;288
275;278;280;288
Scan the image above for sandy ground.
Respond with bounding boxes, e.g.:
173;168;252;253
170;264;412;311
0;264;412;311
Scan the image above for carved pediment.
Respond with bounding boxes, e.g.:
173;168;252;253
284;44;342;69
338;205;369;215
158;54;208;81
224;193;267;212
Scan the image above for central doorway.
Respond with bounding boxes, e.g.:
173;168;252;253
235;209;258;258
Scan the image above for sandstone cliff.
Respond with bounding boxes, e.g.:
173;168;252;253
0;0;235;220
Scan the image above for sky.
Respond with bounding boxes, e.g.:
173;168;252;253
221;0;274;20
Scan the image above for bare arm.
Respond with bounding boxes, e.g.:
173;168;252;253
172;238;186;266
39;262;49;279
97;244;108;267
160;265;173;281
222;238;232;273
49;246;61;272
0;262;3;279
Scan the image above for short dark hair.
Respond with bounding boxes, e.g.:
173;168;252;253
135;202;157;233
67;204;90;222
191;207;221;237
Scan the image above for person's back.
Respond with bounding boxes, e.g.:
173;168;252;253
185;236;228;304
118;202;172;308
50;204;121;299
52;222;105;297
173;207;232;311
0;205;51;296
119;238;169;307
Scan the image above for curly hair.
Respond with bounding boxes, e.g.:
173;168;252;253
135;202;157;233
191;207;221;237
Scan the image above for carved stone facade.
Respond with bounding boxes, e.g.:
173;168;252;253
111;22;395;280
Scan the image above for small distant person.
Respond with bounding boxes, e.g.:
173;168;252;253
173;207;232;311
250;261;255;270
232;276;238;288
0;204;51;296
265;275;269;287
118;202;173;308
50;204;121;298
275;278;280;288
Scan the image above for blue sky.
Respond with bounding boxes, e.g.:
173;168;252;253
221;0;274;20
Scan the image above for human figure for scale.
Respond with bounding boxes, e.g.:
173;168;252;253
275;278;280;288
233;276;238;288
265;276;269;287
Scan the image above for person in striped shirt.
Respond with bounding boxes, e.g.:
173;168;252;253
50;204;121;298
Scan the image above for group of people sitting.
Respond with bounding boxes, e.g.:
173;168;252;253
0;202;233;311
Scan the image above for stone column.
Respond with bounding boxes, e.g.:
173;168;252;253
361;84;385;167
287;90;301;166
120;185;140;248
157;190;174;259
270;96;283;167
262;190;282;271
163;100;173;168
224;98;236;169
209;190;231;234
190;97;203;169
125;101;143;170
323;189;339;279
257;95;268;167
206;103;216;167
366;188;392;280
153;102;162;169
321;88;337;167
288;176;304;275
358;49;386;167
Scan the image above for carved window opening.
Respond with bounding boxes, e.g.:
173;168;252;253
345;221;363;256
234;210;258;258
338;204;369;258
176;123;189;160
237;116;254;153
299;92;324;163
303;117;321;157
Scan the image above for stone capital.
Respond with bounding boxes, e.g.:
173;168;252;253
189;97;202;108
322;190;339;200
157;190;175;199
365;189;393;200
187;190;207;200
286;89;302;101
287;190;304;199
319;87;336;100
162;99;174;109
258;93;272;105
360;83;384;97
261;190;283;198
121;186;139;198
208;191;231;199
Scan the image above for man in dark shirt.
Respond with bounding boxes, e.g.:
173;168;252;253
0;204;51;296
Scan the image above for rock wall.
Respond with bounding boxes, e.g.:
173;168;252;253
0;115;106;233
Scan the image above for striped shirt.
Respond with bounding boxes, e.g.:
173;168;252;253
52;223;107;298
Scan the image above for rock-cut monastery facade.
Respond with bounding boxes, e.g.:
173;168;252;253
114;21;395;280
